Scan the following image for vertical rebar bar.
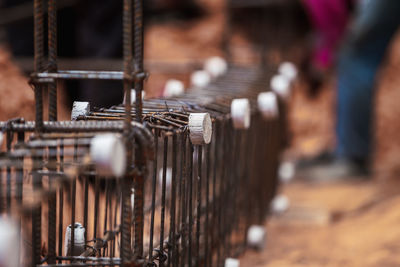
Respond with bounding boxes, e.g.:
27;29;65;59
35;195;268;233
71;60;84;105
34;0;45;131
133;0;144;123
122;8;134;261
122;6;134;259
159;136;168;267
16;132;24;265
188;143;194;267
103;180;110;257
195;146;202;266
6;131;12;212
70;142;78;257
170;133;178;267
216;122;224;267
83;177;89;243
58;140;64;262
204;143;211;267
48;0;57;121
94;177;100;240
121;174;133;263
180;134;188;266
211;122;219;267
149;130;158;263
32;156;42;267
47;144;57;264
133;1;145;260
123;0;133;129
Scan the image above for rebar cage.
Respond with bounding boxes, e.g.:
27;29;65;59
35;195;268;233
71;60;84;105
0;0;288;266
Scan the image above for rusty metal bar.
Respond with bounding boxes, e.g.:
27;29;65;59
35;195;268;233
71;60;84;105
48;0;58;121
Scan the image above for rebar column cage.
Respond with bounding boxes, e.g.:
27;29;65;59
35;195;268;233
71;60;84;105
74;65;285;266
0;0;288;266
6;0;150;266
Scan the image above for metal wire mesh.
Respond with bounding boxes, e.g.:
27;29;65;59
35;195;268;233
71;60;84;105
0;0;289;266
67;65;285;266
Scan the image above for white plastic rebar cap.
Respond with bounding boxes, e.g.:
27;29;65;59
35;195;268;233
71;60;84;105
257;92;279;119
247;225;266;250
231;98;251;130
90;134;127;178
123;89;146;104
278;161;295;183
225;258;240;267
204;56;228;78
191;70;211;88
0;217;20;267
279;61;298;82
189;113;213;145
270;74;291;99
64;222;85;256
164;79;185;97
271;194;290;214
71;101;90;121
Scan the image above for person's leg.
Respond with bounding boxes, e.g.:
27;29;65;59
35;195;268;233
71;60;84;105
336;0;400;165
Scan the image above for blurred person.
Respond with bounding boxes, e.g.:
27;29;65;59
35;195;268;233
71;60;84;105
301;0;400;179
335;0;400;177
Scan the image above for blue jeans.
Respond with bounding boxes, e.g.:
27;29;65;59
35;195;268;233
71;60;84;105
336;0;400;162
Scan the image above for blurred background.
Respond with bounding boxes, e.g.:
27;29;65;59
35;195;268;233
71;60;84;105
1;0;400;265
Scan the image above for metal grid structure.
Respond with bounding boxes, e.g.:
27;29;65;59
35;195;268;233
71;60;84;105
0;0;288;266
74;64;285;266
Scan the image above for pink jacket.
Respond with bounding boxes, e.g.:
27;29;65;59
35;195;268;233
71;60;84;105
302;0;353;69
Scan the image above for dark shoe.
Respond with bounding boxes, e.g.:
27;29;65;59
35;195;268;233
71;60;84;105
296;151;336;169
297;157;370;182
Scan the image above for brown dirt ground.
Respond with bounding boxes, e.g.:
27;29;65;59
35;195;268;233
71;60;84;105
0;46;34;121
240;178;400;267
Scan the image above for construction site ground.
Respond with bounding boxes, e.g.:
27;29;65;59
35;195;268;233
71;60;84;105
240;178;400;267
